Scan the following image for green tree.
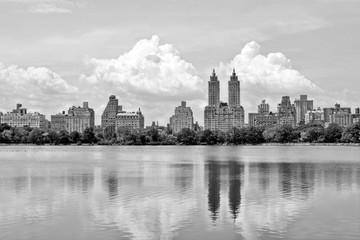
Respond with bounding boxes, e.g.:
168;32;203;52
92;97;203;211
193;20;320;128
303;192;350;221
28;128;44;145
82;127;97;144
200;129;217;145
177;128;197;145
274;125;299;143
70;131;81;143
263;126;277;142
341;122;360;143
58;130;70;145
47;131;60;145
324;123;343;143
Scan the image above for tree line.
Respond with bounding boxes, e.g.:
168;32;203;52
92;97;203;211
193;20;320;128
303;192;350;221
0;122;359;145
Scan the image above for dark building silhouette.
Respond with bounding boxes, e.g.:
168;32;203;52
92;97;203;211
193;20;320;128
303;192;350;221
106;173;119;199
207;161;221;222
228;162;242;220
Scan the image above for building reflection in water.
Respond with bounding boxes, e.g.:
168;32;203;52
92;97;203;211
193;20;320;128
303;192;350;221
207;161;221;222
174;164;193;193
106;172;119;199
228;161;242;221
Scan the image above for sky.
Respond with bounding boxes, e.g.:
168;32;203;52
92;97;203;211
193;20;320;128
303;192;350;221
0;0;359;126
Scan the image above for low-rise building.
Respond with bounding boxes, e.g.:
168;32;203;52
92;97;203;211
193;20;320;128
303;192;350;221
329;112;353;127
169;101;194;134
115;109;144;131
0;104;47;129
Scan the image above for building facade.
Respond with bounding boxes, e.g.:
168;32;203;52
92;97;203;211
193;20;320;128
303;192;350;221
323;103;351;123
101;95;123;131
50;111;66;132
248;100;277;127
169;101;194;134
0;104;47;129
305;108;325;125
115;109;144;131
65;102;95;133
204;69;244;132
294;95;313;125
277;96;297;127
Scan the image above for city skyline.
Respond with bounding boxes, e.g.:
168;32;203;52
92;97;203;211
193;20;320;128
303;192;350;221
0;0;359;126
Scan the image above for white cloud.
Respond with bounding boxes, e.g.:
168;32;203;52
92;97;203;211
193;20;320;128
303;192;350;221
81;35;206;125
3;0;84;14
0;63;78;114
216;41;323;116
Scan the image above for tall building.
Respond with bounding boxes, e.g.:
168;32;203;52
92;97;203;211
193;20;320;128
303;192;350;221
0;104;47;129
208;69;220;107
277;96;297;127
169;101;194;133
101;95;123;132
115;109;144;131
258;100;270;115
228;69;240;108
65;102;95;133
356;108;360;115
204;69;244;132
294;95;313;125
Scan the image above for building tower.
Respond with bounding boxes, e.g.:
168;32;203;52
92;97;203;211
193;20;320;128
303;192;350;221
169;101;194;134
258;100;269;115
208;69;220;107
228;69;240;108
294;95;313;125
101;95;123;131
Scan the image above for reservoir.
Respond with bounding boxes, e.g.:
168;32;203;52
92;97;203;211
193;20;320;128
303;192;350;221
0;146;359;240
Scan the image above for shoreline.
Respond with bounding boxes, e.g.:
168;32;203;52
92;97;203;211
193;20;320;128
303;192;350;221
0;143;359;147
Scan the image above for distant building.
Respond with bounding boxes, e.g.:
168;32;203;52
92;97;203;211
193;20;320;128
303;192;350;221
115;109;144;131
51;111;66;132
356;108;360;115
0;112;3;123
169;101;194;134
258;100;269;115
329;111;353;127
204;69;244;132
294;95;313;125
353;108;360;124
51;102;95;133
323;103;351;123
248;100;277;127
0;104;47;129
305;108;325;125
65;102;95;133
101;95;123;132
277;96;297;127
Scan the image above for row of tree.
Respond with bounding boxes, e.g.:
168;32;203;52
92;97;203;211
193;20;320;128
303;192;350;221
0;122;359;145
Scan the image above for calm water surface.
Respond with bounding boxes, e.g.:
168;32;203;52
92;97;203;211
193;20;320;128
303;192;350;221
0;146;359;240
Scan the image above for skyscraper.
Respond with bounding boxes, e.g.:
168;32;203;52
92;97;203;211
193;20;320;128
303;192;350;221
204;69;244;131
294;95;313;125
208;69;220;107
277;96;297;127
228;69;240;108
101;95;123;132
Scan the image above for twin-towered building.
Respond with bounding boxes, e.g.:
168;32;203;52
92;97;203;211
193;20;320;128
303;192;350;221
204;69;245;131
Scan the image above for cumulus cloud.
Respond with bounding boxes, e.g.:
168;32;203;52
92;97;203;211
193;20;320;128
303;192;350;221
217;41;323;115
0;63;78;115
219;41;321;94
3;0;84;14
81;35;206;125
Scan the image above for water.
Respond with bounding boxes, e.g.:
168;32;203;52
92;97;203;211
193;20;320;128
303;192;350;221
0;146;359;240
